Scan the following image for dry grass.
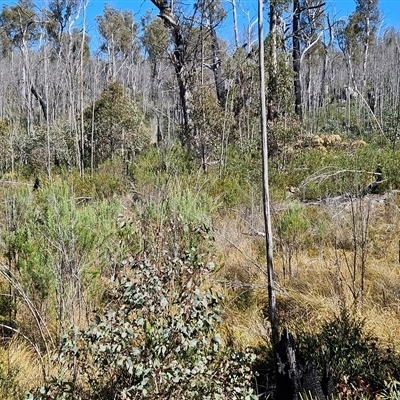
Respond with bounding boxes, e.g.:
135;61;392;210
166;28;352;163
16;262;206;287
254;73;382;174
0;337;44;396
214;192;400;350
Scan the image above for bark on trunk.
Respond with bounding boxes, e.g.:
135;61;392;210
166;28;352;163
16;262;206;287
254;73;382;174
268;0;279;121
150;1;193;147
31;86;48;121
292;0;302;119
210;25;226;106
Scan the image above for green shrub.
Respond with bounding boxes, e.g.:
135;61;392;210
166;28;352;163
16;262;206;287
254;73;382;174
0;360;20;400
276;202;310;278
130;141;197;187
30;250;257;399
82;82;150;168
296;310;400;393
1;179;121;340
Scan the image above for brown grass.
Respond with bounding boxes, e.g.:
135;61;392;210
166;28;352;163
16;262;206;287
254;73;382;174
0;337;44;396
214;192;400;350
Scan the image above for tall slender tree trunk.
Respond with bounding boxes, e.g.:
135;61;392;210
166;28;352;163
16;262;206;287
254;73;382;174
293;0;302;119
268;0;279;121
79;1;88;176
228;0;239;49
210;25;226;106
44;43;52;179
259;0;279;346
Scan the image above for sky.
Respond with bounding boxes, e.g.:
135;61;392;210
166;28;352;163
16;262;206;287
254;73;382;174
1;0;400;48
82;0;400;49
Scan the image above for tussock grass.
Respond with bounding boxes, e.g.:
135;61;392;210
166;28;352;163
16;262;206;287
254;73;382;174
0;337;43;396
214;190;400;353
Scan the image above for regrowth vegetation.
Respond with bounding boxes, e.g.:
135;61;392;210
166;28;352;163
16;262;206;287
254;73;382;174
1;0;400;398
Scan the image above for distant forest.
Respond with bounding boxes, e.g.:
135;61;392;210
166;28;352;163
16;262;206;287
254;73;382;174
0;0;399;176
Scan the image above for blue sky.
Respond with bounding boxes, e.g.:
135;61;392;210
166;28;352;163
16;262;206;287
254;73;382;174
1;0;400;48
84;0;400;48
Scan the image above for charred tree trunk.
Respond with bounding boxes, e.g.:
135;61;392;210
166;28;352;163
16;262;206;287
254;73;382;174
151;1;193;148
210;25;226;107
292;0;302;119
31;85;48;121
276;329;330;400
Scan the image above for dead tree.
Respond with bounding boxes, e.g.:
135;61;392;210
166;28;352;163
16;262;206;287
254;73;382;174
276;329;331;400
150;0;193;147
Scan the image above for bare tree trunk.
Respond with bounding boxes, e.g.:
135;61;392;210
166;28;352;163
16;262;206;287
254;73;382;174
293;0;302;119
79;1;88;176
320;17;334;106
44;42;51;179
361;16;370;94
258;0;279;346
268;0;279;121
150;1;193;147
228;0;239;49
30;86;48;121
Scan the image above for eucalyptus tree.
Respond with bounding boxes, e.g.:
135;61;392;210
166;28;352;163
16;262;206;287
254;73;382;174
43;0;91;173
292;0;325;119
149;0;228;154
197;0;227;106
96;5;140;82
82;82;150;168
267;0;291;121
44;0;80;50
335;0;380;133
337;0;380;92
352;0;380;93
141;12;169;103
0;0;40;134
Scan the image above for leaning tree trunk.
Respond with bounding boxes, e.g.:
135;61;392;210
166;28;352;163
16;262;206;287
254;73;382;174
150;0;193;148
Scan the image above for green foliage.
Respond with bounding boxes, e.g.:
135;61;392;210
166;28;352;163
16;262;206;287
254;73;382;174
296;309;400;392
381;380;400;400
83;82;150;168
130;141;197;185
91;159;131;198
1;179;121;336
97;6;139;60
276;202;310;276
68;159;131;200
191;85;234;163
277;202;309;237
0;0;39;52
31;251;257;399
0;359;20;400
131;142;259;209
140;13;168;62
268;144;400;201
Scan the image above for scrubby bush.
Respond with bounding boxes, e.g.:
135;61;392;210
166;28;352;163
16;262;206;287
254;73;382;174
296;310;400;394
29;250;257;400
0;179;120;343
83;82;150;168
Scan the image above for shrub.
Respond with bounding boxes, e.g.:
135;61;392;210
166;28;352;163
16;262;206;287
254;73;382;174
0;179;120;342
296;309;400;393
82;82;150;168
30;250;257;399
